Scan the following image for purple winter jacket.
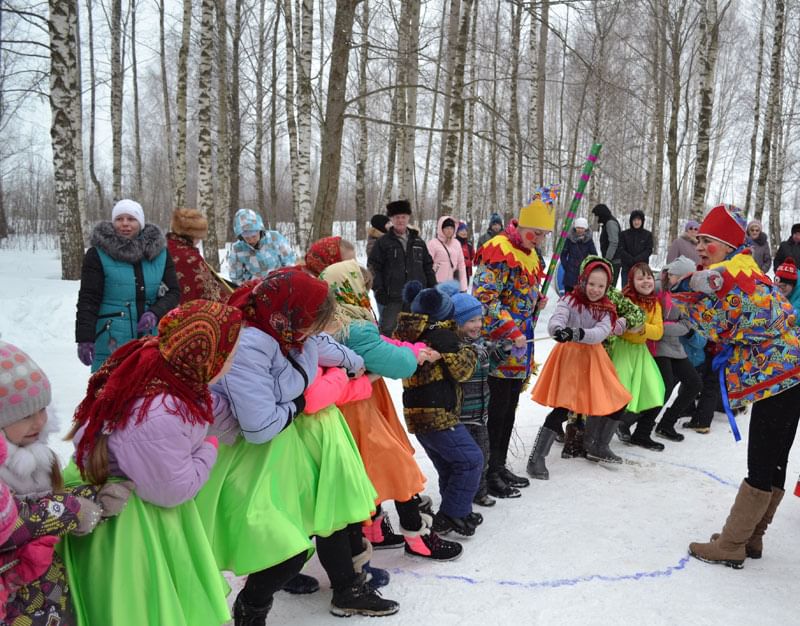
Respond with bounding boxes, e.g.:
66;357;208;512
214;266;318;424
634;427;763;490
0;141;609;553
547;296;625;344
73;394;217;508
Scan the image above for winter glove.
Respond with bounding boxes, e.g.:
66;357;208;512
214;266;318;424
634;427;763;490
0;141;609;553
77;342;95;366
613;317;627;336
136;311;158;333
5;536;59;586
204;436;219;450
553;327;585;343
689;270;723;294
96;481;135;518
424;328;460;354
74;496;103;536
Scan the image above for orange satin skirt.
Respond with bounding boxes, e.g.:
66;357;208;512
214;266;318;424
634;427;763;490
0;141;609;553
531;342;632;416
340;378;427;503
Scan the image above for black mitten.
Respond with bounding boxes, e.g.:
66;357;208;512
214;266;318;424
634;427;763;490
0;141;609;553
425;328;460;353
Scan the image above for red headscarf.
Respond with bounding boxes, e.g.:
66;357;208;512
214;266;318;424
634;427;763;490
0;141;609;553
566;259;618;323
622;262;658;311
228;267;330;354
73;300;243;474
305;236;342;276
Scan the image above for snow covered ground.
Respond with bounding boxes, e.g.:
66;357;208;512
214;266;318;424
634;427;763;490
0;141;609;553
0;246;797;626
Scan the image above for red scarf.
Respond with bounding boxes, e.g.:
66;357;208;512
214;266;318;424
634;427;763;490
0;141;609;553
565;260;618;324
73;300;242;474
305;236;342;276
228;267;330;355
622;263;658;311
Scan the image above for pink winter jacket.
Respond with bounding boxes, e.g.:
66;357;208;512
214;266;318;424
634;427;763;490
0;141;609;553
427;215;468;291
303;367;373;414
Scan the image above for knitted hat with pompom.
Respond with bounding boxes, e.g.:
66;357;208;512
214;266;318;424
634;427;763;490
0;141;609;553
0;341;51;428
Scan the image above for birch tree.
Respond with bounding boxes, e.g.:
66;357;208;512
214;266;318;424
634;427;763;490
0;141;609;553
354;0;369;242
216;0;231;242
396;0;420;204
283;0;302;243
157;0;174;201
228;0;243;238
311;0;361;240
535;0;550;183
48;0;84;278
744;0;768;215
294;0;314;249
197;0;219;269
86;0;103;213
754;0;785;228
110;0;123;201
254;0;267;220
174;0;192;208
690;0;730;217
131;0;143;198
505;3;521;212
440;0;472;215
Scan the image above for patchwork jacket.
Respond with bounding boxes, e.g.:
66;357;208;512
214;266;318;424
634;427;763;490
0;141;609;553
673;251;800;408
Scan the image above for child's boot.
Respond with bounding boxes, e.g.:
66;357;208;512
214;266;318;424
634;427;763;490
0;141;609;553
403;513;463;560
233;592;273;626
585;416;623;464
352;539;390;589
432;511;476;537
329;573;400;617
363;509;404;550
280;572;320;594
526;426;558;479
630;412;665;451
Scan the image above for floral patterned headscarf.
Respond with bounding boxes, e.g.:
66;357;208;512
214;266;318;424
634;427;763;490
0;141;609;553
305;236;342;277
228;267;331;354
73;300;243;474
319;259;375;323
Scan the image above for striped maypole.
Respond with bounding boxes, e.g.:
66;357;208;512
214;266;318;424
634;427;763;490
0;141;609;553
532;143;602;330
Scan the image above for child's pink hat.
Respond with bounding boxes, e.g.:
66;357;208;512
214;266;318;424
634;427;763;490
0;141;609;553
0;340;51;427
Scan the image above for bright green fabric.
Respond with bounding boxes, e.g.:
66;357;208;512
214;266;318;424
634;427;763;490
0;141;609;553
609;339;665;413
292;406;378;537
194;424;316;575
59;462;230;626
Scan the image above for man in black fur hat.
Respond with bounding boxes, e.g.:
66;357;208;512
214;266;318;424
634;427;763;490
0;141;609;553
368;199;437;335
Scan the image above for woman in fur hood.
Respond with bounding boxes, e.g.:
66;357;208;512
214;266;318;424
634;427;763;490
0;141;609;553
75;199;180;371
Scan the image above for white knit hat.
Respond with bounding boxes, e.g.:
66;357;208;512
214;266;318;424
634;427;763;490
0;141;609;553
574;217;589;229
112;199;145;231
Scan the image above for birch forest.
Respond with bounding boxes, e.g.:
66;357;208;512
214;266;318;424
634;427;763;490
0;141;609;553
1;0;800;279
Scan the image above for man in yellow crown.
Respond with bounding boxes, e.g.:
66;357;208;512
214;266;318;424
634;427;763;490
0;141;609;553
472;198;553;500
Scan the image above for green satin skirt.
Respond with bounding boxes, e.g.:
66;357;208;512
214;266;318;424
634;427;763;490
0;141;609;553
59;462;231;626
195;422;316;575
292;405;377;537
609;340;666;413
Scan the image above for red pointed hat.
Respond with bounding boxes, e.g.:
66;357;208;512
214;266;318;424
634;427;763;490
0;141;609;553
698;204;746;249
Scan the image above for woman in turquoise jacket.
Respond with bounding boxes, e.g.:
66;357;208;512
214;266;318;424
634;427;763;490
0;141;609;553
75;199;180;371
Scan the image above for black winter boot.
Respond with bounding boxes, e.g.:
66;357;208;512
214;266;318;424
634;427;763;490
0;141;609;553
630;411;665;451
432;511;476;537
281;572;320;594
526;427;558;480
233;592;273;626
655;419;685;442
585;417;623;464
486;471;521;498
498;466;530;488
329;573;400;617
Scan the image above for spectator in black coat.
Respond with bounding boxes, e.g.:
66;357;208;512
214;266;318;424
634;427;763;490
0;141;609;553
368;199;437;335
591;203;622;286
560;217;598;292
619;209;654;287
773;223;800;272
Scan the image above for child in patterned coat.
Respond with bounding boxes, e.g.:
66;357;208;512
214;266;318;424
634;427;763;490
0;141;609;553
394;281;481;539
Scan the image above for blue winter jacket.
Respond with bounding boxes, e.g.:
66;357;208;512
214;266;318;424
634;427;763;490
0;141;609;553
561;229;598;291
211;326;319;444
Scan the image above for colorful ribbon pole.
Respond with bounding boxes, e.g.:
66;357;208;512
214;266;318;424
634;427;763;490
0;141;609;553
531;143;602;331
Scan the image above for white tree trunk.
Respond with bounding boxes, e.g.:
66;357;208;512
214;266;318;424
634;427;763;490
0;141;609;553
198;0;219;269
48;0;85;279
174;0;192;208
294;0;314;249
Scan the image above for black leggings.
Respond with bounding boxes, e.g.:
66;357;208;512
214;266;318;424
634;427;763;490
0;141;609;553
747;383;800;491
543;408;569;430
487;376;525;470
241;552;307;607
315;524;365;590
655;356;702;425
694;354;721;427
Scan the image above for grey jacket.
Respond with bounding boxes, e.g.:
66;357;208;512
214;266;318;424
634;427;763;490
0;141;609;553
654;286;690;359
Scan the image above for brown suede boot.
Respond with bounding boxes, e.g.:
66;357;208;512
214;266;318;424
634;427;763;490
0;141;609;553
709;487;785;558
689;480;772;569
